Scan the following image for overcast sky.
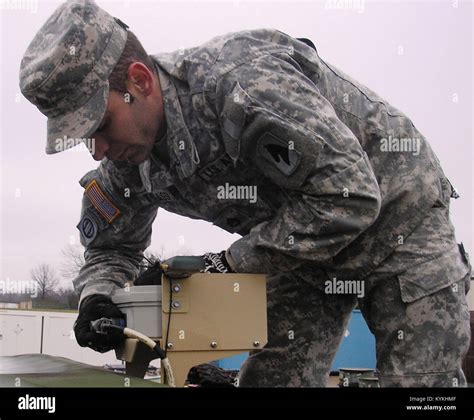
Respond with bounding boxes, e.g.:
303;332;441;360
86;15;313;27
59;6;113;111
0;1;472;295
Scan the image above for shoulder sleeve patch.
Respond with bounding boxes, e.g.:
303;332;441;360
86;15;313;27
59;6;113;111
255;127;323;189
77;208;100;246
85;179;121;223
257;132;302;176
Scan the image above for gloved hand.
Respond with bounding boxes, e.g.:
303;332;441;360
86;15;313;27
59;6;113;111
201;250;234;273
186;363;237;387
135;262;163;285
73;294;125;353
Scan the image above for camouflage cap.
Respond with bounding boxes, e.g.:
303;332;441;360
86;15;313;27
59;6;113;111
19;0;128;154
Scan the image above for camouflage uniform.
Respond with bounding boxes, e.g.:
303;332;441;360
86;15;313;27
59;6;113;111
20;2;471;387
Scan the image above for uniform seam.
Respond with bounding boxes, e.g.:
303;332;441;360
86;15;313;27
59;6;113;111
317;57;406;118
245;92;345;147
212;48;293;83
380;369;461;377
219;52;349;148
332;103;406;126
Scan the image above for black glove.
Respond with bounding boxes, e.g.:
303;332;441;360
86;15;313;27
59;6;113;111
74;295;125;353
201;251;234;273
186;363;237;387
135;262;163;285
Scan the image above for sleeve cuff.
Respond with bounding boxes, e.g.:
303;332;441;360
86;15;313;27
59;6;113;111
225;248;238;272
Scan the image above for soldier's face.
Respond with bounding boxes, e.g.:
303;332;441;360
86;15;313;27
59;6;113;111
90;63;164;165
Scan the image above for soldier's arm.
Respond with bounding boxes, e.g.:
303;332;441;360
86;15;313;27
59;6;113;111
73;159;159;307
215;51;382;273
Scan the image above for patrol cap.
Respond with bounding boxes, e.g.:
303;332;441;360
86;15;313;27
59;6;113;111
19;0;128;154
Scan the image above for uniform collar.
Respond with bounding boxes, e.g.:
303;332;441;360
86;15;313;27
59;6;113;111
151;56;201;180
138;132;176;193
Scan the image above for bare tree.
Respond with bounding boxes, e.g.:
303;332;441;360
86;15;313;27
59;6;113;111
56;286;80;309
30;264;59;300
145;244;166;262
60;243;185;280
60;244;86;281
139;244;194;277
138;245;167;276
146;243;195;262
169;245;194;257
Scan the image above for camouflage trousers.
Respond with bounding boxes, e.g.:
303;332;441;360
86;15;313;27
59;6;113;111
238;202;471;387
238;268;470;387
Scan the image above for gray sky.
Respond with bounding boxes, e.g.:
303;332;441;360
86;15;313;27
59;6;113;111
1;0;472;291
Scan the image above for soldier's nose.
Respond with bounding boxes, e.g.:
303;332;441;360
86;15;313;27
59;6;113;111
92;135;109;161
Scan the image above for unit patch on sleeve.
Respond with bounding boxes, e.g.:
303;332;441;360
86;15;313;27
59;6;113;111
85;179;121;223
257;132;302;176
77;208;100;246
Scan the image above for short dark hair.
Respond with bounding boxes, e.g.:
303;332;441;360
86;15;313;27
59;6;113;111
108;30;155;94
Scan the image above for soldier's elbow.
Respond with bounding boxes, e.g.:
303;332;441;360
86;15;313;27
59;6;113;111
362;187;382;231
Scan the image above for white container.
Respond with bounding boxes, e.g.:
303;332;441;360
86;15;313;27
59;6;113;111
112;286;162;339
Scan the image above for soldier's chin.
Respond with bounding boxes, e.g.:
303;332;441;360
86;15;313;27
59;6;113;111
127;148;150;165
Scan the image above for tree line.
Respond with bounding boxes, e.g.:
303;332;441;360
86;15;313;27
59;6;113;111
1;243;185;311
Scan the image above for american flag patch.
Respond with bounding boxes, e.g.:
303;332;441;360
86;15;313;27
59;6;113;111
85;179;121;223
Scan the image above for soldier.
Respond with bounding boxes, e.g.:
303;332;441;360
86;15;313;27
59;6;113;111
20;0;471;387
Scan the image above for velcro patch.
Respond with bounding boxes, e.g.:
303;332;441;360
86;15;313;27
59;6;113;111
85;179;121;223
77;209;99;246
198;154;234;181
156;190;173;203
254;127;323;190
257;132;302;175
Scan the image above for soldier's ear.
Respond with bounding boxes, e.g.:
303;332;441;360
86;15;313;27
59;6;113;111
126;62;153;96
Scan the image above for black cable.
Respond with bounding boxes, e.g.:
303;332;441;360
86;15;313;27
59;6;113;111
164;276;172;358
103;324;124;333
100;321;168;360
142;255;156;265
153;346;166;360
137;255;156;274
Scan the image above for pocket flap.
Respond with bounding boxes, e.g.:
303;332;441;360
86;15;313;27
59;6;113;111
220;81;248;163
398;247;470;303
